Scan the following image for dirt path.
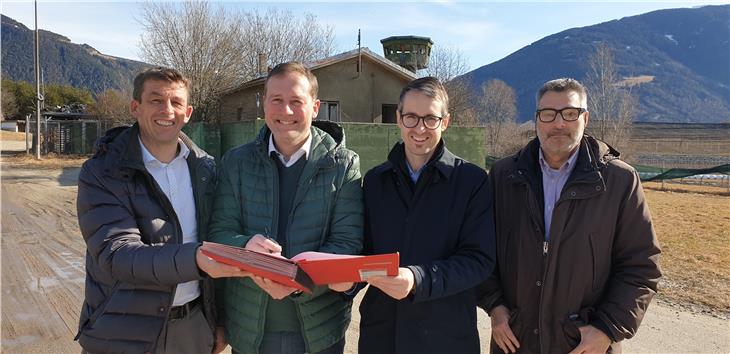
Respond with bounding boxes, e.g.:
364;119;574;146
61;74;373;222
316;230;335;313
1;163;728;353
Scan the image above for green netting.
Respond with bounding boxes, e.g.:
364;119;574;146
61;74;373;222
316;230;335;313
638;164;730;181
485;155;729;182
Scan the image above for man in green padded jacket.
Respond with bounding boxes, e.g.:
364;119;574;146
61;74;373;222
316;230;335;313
208;61;364;354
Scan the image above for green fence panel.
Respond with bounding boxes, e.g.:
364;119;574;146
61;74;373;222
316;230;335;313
183;122;221;159
186;121;485;172
183;121;727;182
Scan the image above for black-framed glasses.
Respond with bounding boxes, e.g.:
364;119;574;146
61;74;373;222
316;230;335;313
399;112;444;129
535;107;586;123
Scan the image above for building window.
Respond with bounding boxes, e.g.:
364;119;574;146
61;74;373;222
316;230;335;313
317;101;340;122
382;104;397;124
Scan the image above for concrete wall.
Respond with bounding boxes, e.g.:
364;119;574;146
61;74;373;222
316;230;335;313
218;56;410;123
184;121;488;173
219;85;262;122
314;56;410;123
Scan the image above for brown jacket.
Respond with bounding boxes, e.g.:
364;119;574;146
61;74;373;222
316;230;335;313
477;136;661;354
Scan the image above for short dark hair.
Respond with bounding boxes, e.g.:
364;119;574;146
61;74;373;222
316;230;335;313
133;67;190;102
536;78;588;108
264;62;318;99
398;76;449;117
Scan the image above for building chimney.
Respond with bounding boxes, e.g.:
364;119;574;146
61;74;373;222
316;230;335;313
257;53;268;76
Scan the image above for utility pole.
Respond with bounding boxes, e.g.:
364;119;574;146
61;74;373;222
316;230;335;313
34;0;42;159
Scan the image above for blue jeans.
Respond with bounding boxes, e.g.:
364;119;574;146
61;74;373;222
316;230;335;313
233;332;345;354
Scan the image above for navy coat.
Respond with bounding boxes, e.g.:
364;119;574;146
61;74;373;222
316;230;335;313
358;141;496;354
75;124;217;353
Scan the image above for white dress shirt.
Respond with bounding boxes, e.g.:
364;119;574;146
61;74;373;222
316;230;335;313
139;137;200;306
268;133;312;167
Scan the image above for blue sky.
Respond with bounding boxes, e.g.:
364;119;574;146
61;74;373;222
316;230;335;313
2;1;728;71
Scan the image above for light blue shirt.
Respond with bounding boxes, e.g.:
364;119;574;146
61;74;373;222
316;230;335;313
139;137;200;306
406;162;423;183
539;148;579;241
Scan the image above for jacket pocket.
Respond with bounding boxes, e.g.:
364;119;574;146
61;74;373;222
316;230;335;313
75;282;119;340
559;315;582;350
588;233;610;292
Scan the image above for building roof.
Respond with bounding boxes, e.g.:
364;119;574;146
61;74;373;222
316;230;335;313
224;47;417;95
380;35;434;45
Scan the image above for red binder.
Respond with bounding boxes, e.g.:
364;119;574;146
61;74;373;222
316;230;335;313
200;242;314;293
200;242;399;291
291;251;399;285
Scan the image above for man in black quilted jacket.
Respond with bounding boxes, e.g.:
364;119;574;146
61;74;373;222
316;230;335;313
75;67;245;354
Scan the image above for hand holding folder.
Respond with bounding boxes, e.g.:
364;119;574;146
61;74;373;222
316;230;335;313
200;242;399;293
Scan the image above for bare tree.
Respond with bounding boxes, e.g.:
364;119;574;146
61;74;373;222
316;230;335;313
138;2;335;122
419;45;475;125
478;79;518;156
91;89;134;130
585;42;635;152
239;9;335;79
1;88;18;120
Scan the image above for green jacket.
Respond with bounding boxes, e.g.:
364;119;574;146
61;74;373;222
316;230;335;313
209;121;364;353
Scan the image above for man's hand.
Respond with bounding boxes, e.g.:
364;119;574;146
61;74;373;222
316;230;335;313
212;326;227;354
244;234;283;255
328;282;355;292
365;267;414;300
251;275;298;299
196;248;250;278
488;305;520;353
567;325;611;354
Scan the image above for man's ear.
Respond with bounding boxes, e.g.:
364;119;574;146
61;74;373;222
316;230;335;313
184;105;193;124
312;99;321;119
130;100;140;120
441;113;451;131
583;110;590;128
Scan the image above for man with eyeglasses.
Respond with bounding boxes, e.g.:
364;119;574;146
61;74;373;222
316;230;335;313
352;76;496;354
477;78;661;354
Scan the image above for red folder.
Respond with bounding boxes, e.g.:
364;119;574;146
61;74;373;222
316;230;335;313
200;242;399;290
291;251;399;285
200;242;314;293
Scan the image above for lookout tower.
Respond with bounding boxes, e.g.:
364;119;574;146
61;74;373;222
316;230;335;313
380;35;433;73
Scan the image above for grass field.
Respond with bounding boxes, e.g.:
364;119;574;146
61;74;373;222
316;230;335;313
643;182;730;314
1;155;728;314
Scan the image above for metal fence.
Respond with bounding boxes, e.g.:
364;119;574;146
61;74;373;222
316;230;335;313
25;119;101;155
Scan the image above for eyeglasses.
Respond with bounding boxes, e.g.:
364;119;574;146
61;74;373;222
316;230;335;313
535;107;586;123
399;112;444;130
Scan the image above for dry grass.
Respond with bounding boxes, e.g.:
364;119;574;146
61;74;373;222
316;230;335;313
643;183;730;313
0;153;88;169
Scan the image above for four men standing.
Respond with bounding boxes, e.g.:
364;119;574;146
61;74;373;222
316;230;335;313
77;64;660;354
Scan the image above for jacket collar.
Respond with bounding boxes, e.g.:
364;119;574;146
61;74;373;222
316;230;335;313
254;121;345;170
387;139;457;180
95;123;210;177
511;135;618;196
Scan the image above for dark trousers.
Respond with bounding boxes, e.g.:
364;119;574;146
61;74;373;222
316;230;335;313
80;304;213;354
233;332;345;354
156;304;214;354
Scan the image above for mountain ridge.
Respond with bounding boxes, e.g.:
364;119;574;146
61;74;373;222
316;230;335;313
463;5;730;123
1;14;149;94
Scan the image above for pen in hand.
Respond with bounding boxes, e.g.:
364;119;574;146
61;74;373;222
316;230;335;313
261;227;281;254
